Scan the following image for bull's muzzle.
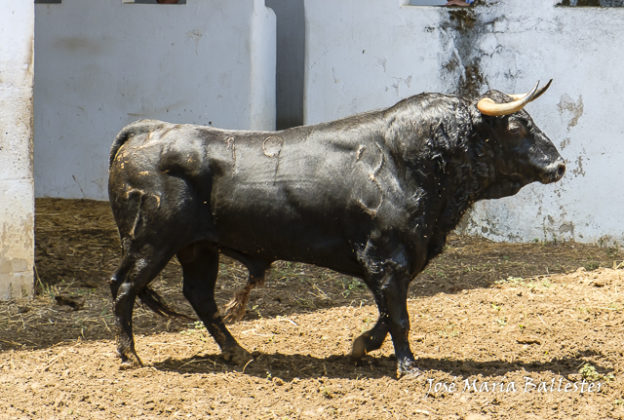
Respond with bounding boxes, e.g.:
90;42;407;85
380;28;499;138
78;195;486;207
540;159;566;184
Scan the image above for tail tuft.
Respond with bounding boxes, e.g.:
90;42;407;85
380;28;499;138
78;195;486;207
223;283;254;323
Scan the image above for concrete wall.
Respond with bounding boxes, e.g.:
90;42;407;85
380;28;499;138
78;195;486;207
34;0;275;200
0;1;35;299
32;0;624;245
304;0;624;244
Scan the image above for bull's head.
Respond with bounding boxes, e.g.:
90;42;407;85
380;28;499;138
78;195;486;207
474;80;566;198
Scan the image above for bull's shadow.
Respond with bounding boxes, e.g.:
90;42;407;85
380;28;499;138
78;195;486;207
151;349;611;382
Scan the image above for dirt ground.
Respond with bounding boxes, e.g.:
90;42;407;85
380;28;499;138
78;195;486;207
2;198;624;419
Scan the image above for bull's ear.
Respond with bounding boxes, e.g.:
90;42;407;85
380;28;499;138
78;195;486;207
477;81;549;117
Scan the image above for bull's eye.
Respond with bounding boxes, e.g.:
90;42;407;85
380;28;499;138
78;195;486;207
508;120;527;136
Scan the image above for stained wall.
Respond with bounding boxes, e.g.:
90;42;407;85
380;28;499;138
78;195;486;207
304;0;624;243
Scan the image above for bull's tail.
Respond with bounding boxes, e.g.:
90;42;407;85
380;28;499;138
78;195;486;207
223;272;267;323
223;283;255;323
138;286;193;320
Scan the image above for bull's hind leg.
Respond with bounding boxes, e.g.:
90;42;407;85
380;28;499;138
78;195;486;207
178;242;253;365
110;245;173;368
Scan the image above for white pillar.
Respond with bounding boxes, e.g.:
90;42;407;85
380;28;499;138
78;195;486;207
0;0;35;299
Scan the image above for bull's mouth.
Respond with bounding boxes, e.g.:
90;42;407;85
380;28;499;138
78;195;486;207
539;160;566;184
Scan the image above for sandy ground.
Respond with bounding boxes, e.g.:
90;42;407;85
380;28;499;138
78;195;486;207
1;198;624;419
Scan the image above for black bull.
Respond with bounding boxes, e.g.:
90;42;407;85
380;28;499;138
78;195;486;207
108;82;565;376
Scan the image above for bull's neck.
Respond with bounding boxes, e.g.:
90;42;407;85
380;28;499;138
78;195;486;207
425;140;483;228
396;126;492;259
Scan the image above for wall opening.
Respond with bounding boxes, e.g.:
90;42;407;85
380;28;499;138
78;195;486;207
266;0;305;129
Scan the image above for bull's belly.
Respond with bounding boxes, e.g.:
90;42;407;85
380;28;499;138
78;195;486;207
213;218;364;277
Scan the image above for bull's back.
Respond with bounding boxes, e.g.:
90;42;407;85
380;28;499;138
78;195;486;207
204;125;389;273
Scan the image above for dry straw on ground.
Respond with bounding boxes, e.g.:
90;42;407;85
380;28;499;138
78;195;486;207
1;199;623;419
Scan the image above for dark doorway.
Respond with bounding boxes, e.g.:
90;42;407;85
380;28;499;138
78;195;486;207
266;0;305;129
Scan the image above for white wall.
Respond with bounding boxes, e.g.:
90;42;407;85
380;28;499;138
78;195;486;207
0;1;35;299
35;0;275;200
304;0;624;244
33;0;624;244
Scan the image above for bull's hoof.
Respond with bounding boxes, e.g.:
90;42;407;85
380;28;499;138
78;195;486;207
222;345;253;366
119;351;143;370
351;335;368;361
397;359;421;379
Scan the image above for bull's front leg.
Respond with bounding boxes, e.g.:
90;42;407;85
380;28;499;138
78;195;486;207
378;274;419;377
351;293;389;360
356;247;420;377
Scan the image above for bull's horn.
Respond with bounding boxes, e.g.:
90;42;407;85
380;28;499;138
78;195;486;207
477;81;542;117
508;79;553;102
526;78;552;102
